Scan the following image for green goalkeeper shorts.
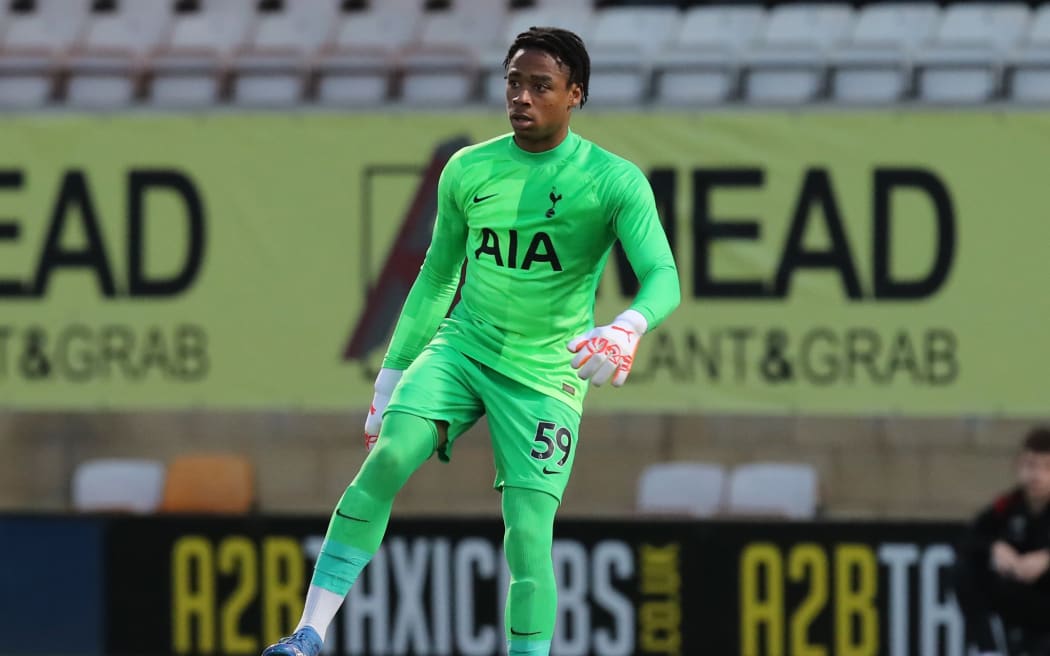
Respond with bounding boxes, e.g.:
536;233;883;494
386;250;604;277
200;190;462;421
385;340;581;503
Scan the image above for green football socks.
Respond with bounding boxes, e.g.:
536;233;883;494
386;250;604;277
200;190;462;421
503;486;559;656
312;411;437;593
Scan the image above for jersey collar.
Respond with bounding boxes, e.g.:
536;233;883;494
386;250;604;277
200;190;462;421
507;129;581;165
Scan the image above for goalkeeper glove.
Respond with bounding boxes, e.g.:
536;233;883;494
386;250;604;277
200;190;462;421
567;309;647;387
363;367;403;450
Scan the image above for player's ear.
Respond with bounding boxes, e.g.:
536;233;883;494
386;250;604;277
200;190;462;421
568;83;582;109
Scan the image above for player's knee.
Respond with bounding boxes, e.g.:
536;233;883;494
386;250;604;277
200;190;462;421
366;440;410;479
504;522;553;570
366;411;438;477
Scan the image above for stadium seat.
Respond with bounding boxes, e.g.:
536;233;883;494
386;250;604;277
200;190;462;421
72;458;166;514
725;462;820;519
160;453;255;514
482;7;594;105
636;462;727;518
398;3;507;106
1009;3;1050;102
229;0;343;106
831;3;940;103
0;55;54;108
916;3;1031;104
147;0;256;107
653;6;766;105
229;55;307;106
65;0;175;107
249;0;338;54
1;0;91;52
744;3;854;104
314;3;422;106
0;0;93;107
587;7;680;106
532;0;590;7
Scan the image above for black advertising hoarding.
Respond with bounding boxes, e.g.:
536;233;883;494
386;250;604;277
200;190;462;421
104;517;966;656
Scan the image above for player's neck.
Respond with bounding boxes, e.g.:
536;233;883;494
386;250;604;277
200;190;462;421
514;126;571;154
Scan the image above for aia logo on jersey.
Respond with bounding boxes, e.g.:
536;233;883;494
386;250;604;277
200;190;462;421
474;228;562;271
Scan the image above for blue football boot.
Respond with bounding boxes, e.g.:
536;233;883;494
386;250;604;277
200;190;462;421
261;626;323;656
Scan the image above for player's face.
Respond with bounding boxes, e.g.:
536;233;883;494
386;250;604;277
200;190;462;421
505;48;581;153
1017;450;1050;506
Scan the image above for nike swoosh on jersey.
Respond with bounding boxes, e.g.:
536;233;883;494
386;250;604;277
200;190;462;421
473;193;498;203
542;467;561;475
335;509;370;523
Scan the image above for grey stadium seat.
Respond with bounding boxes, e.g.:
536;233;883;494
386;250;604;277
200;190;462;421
744;3;854;104
587;7;680;106
725;462;820;520
831;3;940;104
1009;3;1050;102
653;6;766;106
230;0;344;107
399;2;507;107
65;0;174;108
0;0;92;108
916;2;1030;104
637;462;727;518
315;2;422;107
148;0;257;107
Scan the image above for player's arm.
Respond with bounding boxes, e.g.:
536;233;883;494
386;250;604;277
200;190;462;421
364;158;468;447
609;164;680;330
381;160;468;370
569;164;680;387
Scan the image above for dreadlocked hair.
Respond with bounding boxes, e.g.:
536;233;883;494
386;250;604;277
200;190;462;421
503;26;590;108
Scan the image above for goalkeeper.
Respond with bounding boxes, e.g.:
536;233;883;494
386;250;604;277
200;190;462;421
263;25;680;656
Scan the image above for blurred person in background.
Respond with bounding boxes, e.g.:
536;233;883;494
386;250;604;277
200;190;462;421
262;25;680;656
954;427;1050;656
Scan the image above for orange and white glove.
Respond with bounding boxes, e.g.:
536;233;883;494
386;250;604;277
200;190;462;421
567;310;647;387
363;368;403;450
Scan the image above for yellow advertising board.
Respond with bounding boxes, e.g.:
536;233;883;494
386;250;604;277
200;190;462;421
0;112;1046;414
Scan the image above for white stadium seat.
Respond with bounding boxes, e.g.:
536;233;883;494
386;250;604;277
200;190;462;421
653;6;766;105
315;4;423;106
745;4;854;104
1010;3;1050;102
249;0;339;55
725;462;820;519
831;3;940;103
916;2;1031;103
65;0;174;108
0;0;87;109
72;458;166;514
148;0;257;107
587;7;679;106
637;462;727;518
230;0;345;107
399;3;507;106
1;0;90;52
161;0;257;57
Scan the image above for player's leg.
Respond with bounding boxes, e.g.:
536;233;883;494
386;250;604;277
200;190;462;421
262;345;482;656
502;486;560;655
482;364;581;656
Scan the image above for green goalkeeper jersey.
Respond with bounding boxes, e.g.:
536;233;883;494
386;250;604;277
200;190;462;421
382;130;680;413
